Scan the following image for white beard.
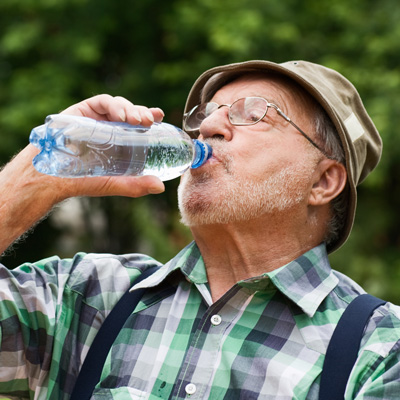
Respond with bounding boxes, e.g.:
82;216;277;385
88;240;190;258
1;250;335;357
178;140;318;227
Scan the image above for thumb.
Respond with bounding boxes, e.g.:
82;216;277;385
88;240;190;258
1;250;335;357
67;175;165;198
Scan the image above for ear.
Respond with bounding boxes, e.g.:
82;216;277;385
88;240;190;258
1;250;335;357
308;159;347;206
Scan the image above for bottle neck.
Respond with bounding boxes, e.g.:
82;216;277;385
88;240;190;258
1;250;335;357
191;140;212;169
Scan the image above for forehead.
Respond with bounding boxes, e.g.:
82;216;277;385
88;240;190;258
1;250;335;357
209;73;299;109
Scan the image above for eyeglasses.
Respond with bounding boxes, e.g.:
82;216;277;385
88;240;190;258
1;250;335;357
183;96;330;158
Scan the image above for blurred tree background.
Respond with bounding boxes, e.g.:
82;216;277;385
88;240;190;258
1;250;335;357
1;0;400;302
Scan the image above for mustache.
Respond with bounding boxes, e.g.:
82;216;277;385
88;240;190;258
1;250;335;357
203;138;234;171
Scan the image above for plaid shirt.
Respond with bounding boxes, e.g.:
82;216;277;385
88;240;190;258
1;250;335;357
0;242;399;399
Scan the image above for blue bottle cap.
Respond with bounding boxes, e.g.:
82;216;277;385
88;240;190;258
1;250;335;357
191;140;213;169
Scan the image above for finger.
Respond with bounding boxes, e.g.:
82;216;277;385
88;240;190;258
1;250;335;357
81;96;157;126
61;94;116;120
149;108;165;124
123;104;165;127
67;175;165;198
102;175;166;196
61;94;135;123
61;95;165;127
85;95;137;123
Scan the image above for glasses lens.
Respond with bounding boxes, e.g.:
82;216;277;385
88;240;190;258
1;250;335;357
184;103;219;132
229;97;268;125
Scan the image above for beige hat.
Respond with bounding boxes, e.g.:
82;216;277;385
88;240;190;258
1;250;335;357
183;60;383;253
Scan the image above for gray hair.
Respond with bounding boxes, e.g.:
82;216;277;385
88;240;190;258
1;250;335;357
313;106;348;249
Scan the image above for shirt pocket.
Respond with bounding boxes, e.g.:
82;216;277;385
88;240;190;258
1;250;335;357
92;387;164;400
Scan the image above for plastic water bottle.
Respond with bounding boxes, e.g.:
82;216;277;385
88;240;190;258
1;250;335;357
29;114;212;181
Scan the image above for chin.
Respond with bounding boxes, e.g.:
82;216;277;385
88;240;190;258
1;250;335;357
177;176;220;226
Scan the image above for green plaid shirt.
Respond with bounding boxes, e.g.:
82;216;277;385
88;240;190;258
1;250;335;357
0;242;399;399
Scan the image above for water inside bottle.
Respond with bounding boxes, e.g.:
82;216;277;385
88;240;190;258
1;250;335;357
142;137;194;180
70;135;195;180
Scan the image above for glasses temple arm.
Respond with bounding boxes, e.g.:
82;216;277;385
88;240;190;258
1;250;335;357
274;108;333;159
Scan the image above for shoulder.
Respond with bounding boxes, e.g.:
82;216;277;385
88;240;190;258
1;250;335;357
64;252;163;295
346;301;400;397
1;251;162;303
331;270;400;354
361;301;400;357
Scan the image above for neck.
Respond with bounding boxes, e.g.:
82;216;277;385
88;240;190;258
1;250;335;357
190;209;323;302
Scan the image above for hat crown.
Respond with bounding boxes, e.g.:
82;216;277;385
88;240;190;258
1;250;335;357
280;61;382;186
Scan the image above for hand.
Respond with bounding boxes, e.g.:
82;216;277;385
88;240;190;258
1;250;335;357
59;94;166;198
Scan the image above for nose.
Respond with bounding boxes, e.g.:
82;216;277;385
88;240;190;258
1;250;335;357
198;105;233;141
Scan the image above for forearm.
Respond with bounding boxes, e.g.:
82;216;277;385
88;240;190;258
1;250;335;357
0;145;67;254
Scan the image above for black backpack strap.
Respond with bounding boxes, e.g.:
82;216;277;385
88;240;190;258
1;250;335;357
319;294;386;400
70;265;160;400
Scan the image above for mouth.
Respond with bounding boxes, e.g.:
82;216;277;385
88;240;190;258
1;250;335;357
191;150;232;179
204;139;226;162
205;150;219;163
190;139;233;176
200;150;222;168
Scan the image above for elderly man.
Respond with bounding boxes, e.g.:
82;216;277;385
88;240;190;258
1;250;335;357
0;60;399;399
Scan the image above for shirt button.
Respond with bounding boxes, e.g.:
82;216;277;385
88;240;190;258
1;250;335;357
211;314;222;326
185;383;197;395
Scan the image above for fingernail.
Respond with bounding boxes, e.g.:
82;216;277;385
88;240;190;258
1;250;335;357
146;112;154;123
148;184;164;194
118;110;126;122
132;111;142;124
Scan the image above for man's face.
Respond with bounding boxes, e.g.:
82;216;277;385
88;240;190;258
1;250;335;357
178;75;323;227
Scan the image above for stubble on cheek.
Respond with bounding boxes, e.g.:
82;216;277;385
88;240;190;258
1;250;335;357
177;138;320;227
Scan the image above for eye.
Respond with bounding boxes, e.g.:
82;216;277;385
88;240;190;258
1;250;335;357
241;97;268;123
243;106;266;123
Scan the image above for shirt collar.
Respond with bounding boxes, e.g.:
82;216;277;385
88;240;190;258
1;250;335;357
129;241;207;292
131;242;338;317
262;244;338;317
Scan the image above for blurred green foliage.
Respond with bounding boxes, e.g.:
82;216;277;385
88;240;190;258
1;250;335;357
1;0;400;302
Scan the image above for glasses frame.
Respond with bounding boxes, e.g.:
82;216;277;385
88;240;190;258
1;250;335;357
183;96;331;159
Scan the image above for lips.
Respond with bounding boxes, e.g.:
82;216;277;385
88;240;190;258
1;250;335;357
197;142;234;175
204;140;227;163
